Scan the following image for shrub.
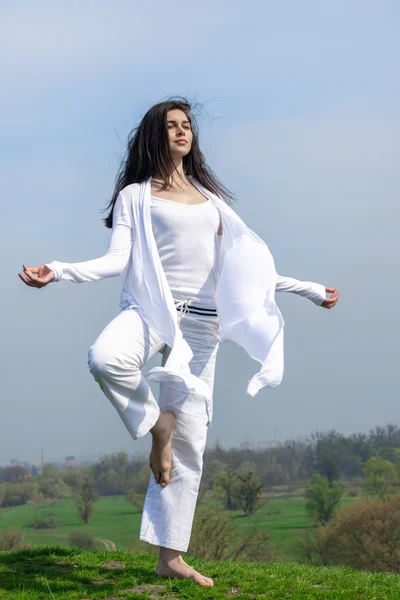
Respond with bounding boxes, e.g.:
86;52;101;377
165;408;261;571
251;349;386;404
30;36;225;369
294;528;328;566
319;493;400;572
188;504;273;562
0;528;26;551
1;482;40;507
68;530;96;550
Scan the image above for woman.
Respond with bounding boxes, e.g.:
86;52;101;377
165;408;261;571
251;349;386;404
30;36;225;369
19;98;340;587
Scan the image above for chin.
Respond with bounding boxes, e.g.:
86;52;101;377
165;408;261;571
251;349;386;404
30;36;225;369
171;148;191;159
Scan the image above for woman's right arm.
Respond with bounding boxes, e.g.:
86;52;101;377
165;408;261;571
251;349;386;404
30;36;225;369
45;223;132;283
18;194;133;288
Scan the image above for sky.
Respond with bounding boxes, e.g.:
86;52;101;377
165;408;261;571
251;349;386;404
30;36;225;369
2;1;399;466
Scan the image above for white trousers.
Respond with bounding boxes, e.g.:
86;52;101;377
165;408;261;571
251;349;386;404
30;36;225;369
87;306;219;552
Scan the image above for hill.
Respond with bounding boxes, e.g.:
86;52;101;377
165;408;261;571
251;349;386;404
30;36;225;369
0;546;399;599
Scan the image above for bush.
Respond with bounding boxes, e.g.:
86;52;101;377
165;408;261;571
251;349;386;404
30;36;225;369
0;528;26;551
319;493;400;572
1;482;41;507
188;504;273;562
25;513;63;530
68;530;96;550
294;528;328;566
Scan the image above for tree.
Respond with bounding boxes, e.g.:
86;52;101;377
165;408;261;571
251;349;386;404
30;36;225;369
213;467;241;510
0;466;30;483
311;431;344;484
76;480;98;524
234;465;265;517
90;452;130;496
38;477;72;500
305;474;343;525
125;464;151;511
363;456;399;499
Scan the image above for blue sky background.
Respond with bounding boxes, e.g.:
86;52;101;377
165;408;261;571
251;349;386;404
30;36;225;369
2;1;399;465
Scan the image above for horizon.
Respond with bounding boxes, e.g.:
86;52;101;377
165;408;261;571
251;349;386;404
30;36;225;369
3;1;399;465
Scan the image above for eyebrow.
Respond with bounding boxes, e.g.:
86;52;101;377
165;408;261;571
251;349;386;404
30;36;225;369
167;119;191;125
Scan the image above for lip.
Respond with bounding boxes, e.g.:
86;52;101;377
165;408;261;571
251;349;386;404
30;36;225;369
175;140;187;144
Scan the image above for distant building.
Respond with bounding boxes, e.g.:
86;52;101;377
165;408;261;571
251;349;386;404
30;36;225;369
65;456;76;468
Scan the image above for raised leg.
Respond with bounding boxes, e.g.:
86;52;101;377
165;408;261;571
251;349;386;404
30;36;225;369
87;308;165;439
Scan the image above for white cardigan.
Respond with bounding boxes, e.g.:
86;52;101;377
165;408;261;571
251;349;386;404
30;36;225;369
47;178;326;403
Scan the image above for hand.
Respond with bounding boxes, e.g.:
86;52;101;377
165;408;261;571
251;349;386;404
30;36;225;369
321;287;340;309
18;264;55;288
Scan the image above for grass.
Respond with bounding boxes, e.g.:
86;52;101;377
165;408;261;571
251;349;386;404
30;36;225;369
1;545;400;599
0;497;142;550
0;494;361;559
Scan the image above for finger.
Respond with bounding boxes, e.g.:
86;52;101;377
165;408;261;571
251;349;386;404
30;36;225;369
23;265;40;275
327;298;336;306
325;287;335;293
23;268;47;286
19;272;46;288
322;299;335;308
18;273;40;288
325;298;338;308
23;267;38;282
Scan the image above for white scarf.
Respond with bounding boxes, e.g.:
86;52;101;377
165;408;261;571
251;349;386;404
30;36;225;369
123;178;285;408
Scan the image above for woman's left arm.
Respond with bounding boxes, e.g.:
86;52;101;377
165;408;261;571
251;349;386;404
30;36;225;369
276;275;340;309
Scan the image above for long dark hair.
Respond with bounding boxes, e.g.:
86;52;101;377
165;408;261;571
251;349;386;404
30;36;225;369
103;97;235;228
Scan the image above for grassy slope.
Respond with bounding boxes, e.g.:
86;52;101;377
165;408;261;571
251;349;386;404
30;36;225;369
0;546;399;600
0;494;359;558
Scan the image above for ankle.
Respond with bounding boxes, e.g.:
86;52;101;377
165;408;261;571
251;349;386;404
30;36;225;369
159;547;182;563
150;412;175;437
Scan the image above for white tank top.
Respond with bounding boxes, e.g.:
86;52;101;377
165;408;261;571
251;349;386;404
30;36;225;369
150;196;220;305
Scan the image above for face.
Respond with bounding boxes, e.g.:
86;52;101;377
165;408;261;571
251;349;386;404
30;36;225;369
166;109;193;158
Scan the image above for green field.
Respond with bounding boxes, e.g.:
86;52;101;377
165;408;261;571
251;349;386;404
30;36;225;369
0;493;360;559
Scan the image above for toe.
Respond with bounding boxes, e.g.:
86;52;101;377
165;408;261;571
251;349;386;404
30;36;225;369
194;574;213;587
152;469;161;484
160;471;170;487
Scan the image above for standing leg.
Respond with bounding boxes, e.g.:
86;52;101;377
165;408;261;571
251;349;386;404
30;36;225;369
140;314;219;586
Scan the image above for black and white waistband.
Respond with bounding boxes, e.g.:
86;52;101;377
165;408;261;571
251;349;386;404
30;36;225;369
174;299;218;317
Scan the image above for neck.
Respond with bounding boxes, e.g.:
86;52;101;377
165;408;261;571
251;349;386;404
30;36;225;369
153;157;189;189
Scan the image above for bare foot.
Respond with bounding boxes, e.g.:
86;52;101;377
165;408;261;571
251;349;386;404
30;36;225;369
155;554;214;587
149;412;176;488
